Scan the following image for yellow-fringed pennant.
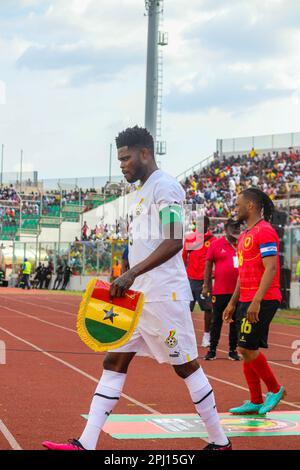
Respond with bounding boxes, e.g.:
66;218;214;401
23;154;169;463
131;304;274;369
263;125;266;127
77;279;144;352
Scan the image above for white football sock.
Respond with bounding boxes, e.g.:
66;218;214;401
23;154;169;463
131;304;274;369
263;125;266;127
184;367;228;446
79;370;127;450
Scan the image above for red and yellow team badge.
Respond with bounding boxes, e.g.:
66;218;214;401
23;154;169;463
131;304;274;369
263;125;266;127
165;330;178;349
243;234;253;251
77;279;144;352
205;241;210;248
212;296;216;304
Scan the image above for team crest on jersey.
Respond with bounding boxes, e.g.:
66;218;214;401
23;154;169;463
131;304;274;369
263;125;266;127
243;234;253;250
165;330;178;349
135;197;145;216
205;241;210;248
212;296;216;303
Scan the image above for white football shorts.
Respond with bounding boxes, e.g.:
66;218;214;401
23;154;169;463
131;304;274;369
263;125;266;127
111;301;198;365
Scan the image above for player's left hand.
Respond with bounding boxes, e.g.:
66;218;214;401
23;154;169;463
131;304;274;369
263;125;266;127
110;270;136;298
246;300;261;323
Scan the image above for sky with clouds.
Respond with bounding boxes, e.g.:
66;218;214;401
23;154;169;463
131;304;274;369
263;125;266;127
0;0;300;181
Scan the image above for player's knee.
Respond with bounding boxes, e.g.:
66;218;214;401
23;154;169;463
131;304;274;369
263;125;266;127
173;359;199;379
238;346;248;358
238;347;258;361
103;353;134;373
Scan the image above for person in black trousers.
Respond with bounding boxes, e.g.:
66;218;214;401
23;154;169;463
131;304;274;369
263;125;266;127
53;265;64;290
39;266;47;289
61;265;72;290
202;219;241;361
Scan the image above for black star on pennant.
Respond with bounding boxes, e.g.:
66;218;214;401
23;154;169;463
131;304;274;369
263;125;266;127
103;307;119;324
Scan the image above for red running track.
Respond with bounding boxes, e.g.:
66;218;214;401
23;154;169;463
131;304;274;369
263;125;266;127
0;288;299;450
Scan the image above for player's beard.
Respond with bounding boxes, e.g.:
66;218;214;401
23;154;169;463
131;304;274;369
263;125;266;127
236;212;248;224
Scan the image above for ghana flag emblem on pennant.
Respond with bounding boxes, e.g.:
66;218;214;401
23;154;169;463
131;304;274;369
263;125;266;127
77;279;144;352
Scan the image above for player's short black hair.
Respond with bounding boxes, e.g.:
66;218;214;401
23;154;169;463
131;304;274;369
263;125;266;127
116;126;154;155
242;187;274;223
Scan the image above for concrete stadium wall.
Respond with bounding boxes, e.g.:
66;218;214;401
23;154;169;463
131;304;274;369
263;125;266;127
46;274;109;291
83;191;135;228
19;222;81;243
39;222;81;243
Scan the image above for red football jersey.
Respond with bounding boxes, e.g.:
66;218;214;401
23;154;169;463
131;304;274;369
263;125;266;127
182;231;217;281
206;236;239;295
237;220;281;302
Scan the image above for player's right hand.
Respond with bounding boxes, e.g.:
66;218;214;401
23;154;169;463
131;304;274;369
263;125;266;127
223;303;235;323
201;285;209;297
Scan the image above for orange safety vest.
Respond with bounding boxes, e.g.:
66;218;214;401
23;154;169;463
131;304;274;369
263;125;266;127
112;264;122;278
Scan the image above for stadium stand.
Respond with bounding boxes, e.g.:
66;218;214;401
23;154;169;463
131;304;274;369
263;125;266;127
181;149;300;218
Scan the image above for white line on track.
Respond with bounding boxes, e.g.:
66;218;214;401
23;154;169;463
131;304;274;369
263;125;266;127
194;325;293;350
1;302;300;408
0;326;161;415
2;302;300;373
0;419;22;450
204;375;300;410
2;322;298;413
215;345;300;372
16;295;80;307
192;315;300;337
1;306;76;334
1;296;75;317
4;296;298;351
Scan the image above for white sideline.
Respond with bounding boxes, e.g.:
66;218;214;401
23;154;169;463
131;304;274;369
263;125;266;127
0;419;22;450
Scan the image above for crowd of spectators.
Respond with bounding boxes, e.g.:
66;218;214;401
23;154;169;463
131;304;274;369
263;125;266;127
79;218;128;243
1;149;299;240
290;206;300;225
0;186;18;201
181;148;300;219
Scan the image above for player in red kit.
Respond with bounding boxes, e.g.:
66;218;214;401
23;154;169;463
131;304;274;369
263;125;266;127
223;188;286;415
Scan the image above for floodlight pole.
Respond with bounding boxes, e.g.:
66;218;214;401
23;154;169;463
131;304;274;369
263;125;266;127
145;0;160;144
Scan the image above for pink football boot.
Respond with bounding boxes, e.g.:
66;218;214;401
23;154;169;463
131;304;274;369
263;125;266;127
42;439;86;450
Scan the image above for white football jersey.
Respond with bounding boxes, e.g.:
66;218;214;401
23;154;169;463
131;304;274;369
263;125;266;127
128;170;193;302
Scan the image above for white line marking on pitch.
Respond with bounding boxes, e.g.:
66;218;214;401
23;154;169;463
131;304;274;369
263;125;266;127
211;345;300;373
193;316;300;338
0;419;22;450
194;325;292;350
2;303;300;374
205;375;300;410
1;296;75;317
0;325;299;412
0;326;161;415
1;306;76;333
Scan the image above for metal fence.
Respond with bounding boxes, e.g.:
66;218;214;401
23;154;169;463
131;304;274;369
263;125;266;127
0;240;128;278
41;175;124;190
0;173;124;191
217;131;300;155
176;154;215;182
1;225;299;281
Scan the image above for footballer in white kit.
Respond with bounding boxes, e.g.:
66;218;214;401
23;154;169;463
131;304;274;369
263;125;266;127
42;126;231;451
113;167;198;365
